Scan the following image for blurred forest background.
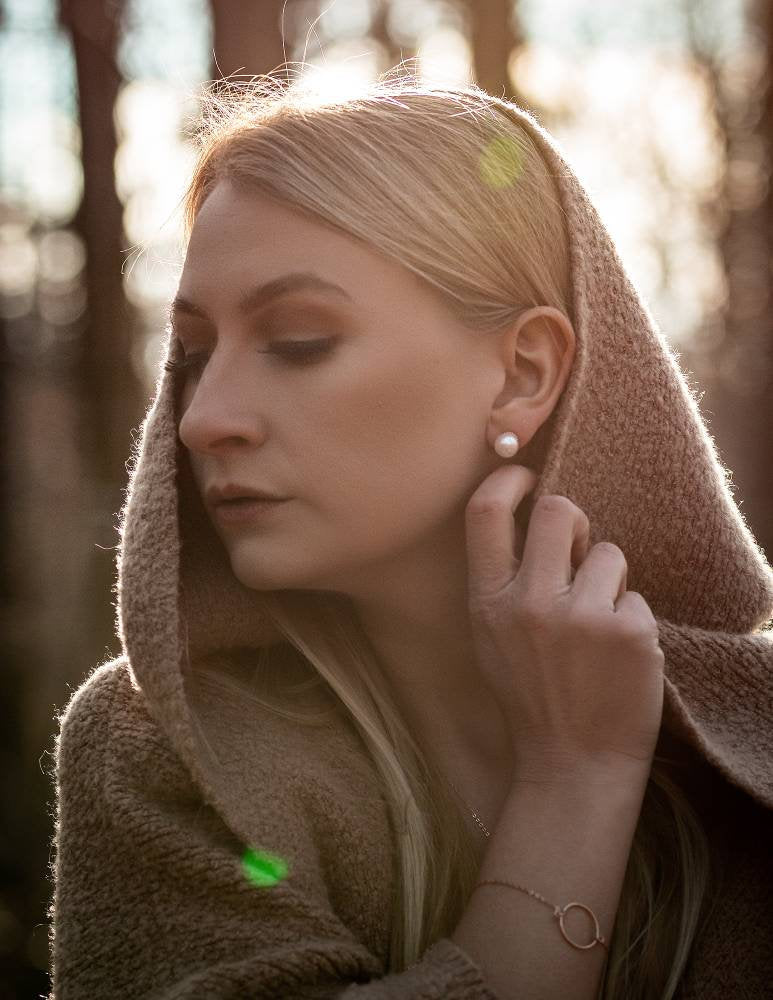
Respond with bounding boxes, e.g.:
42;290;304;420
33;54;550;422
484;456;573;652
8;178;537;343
1;0;771;996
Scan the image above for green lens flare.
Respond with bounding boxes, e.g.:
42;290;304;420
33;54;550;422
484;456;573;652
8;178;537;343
241;847;289;887
478;136;524;190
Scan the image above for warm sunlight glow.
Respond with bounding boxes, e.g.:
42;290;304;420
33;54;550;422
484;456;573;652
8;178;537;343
508;45;573;107
5;109;82;224
510;43;725;345
293;45;382;105
417;27;474;87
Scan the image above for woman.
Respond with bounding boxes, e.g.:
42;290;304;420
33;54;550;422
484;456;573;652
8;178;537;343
48;72;773;999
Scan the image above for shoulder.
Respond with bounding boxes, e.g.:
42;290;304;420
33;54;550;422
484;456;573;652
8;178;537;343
51;656;397;978
55;656;146;759
54;657;200;810
56;655;152;733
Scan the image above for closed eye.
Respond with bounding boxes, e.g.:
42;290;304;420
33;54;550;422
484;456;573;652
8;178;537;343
263;337;336;363
164;337;336;375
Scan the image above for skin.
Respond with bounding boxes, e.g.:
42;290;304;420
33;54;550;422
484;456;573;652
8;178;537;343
174;179;576;796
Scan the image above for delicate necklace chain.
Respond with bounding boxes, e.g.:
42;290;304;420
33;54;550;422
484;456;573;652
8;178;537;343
449;780;491;838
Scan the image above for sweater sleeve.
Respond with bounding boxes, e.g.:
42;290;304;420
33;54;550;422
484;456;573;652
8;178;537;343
48;660;500;1000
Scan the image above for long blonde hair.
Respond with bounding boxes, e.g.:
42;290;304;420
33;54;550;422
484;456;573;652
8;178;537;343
178;68;716;998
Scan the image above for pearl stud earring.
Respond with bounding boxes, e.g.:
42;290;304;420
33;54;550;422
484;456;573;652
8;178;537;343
494;432;520;458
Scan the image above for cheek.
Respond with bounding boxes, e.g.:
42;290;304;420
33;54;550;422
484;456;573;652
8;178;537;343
307;355;475;522
315;360;439;472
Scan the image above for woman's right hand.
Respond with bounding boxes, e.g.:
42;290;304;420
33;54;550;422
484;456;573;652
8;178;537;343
464;464;665;787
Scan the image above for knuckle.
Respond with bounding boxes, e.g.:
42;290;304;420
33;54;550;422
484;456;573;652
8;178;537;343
615;613;656;646
622;591;657;622
615;618;646;643
567;608;600;635
533;494;577;517
465;495;508;519
467;593;501;622
592;541;626;561
512;597;550;628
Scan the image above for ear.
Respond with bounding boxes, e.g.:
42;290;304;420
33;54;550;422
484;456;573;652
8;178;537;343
488;306;576;450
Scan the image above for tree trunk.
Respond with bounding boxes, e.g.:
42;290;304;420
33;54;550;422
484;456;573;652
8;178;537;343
681;0;773;562
209;0;288;80
466;0;522;102
58;0;146;488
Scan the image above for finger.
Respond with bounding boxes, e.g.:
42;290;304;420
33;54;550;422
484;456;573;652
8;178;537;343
517;494;590;594
615;591;660;632
570;541;627;610
465;465;540;600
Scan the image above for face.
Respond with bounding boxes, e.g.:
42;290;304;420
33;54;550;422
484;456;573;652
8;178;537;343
174;180;508;595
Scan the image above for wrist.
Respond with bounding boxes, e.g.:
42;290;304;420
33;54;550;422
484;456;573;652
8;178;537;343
510;751;654;795
498;768;649;863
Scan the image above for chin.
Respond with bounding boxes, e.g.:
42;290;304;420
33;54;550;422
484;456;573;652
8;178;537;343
228;543;317;592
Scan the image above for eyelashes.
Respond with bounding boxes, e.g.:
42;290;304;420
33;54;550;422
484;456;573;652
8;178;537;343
163;337;336;375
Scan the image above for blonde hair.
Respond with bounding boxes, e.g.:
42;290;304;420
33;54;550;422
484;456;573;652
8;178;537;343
178;67;716;998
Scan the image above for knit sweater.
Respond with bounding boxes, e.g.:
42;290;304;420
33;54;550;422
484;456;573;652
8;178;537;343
48;96;773;998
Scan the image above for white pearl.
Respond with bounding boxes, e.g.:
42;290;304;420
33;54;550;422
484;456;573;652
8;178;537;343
494;432;519;458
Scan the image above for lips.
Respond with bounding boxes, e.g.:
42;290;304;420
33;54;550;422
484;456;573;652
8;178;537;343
218;497;284;506
206;483;289;507
212;495;291;525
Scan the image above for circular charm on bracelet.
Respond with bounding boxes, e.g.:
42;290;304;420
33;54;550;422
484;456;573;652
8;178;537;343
555;902;607;950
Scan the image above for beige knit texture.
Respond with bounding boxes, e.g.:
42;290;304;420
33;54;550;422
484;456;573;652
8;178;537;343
48;101;773;998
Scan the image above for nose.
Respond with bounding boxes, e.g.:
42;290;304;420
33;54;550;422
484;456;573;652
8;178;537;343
177;357;266;455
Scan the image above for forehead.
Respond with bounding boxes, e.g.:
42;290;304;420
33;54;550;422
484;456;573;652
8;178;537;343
185;181;346;257
178;181;405;307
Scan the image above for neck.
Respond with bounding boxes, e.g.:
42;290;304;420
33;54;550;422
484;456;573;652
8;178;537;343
343;528;513;780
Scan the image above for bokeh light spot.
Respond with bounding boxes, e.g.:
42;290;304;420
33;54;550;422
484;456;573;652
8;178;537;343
478;136;524;190
241;847;289;888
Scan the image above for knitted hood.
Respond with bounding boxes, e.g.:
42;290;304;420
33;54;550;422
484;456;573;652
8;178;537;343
115;99;773;818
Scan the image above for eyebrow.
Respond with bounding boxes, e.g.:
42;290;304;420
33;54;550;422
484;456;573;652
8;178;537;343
168;272;353;324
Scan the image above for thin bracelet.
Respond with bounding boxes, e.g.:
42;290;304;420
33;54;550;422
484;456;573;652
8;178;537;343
473;879;610;952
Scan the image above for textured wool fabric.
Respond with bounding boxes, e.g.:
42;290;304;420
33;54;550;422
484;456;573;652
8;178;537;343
48;97;773;999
